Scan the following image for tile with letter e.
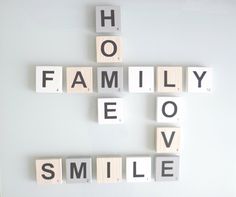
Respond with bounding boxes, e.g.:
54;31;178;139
35;158;62;184
96;5;121;33
156;156;179;181
157;66;182;93
96;157;122;183
156;97;182;124
156;127;181;154
36;66;62;93
97;67;123;93
187;67;212;92
66;67;93;93
96;36;122;63
98;98;124;124
126;157;151;182
128;66;154;93
66;158;92;183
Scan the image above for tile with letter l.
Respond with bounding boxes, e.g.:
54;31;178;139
126;157;151;182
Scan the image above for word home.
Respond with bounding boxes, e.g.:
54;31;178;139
35;156;179;184
35;66;212;93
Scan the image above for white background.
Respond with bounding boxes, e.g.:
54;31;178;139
0;0;236;196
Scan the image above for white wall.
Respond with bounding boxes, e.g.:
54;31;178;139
0;0;236;196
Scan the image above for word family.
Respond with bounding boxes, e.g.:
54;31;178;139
34;5;213;184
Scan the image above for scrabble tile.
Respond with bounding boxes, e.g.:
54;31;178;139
97;67;123;93
96;6;121;33
156;156;179;181
157;66;183;93
98;98;124;124
156;97;182;124
128;67;154;93
36;66;62;93
96;36;122;63
126;157;151;182
66;67;93;93
66;158;92;183
187;67;212;92
96;157;122;183
156;127;181;154
35;158;62;184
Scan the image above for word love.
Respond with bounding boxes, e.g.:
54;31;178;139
35;156;179;184
36;66;212;94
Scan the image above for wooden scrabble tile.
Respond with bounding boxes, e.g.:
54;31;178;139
187;67;212;92
36;66;63;93
126;157;151;182
96;6;121;33
98;98;124;124
156;97;182;124
97;67;123;93
96;157;122;183
66;67;93;93
66;158;92;183
156;127;181;154
157;66;182;93
35;158;62;184
96;36;122;63
156;156;179;181
128;66;154;93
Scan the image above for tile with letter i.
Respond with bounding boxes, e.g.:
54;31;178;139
96;157;122;183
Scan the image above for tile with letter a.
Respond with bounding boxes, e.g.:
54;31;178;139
35;158;62;184
96;36;122;63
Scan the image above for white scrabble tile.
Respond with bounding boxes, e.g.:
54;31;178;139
98;98;124;124
96;36;122;63
36;66;63;93
157;66;183;93
156;127;181;154
187;67;212;92
35;158;62;184
156;97;182;123
96;157;122;183
128;67;154;93
126;157;151;182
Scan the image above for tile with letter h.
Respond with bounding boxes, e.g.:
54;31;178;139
96;5;121;33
